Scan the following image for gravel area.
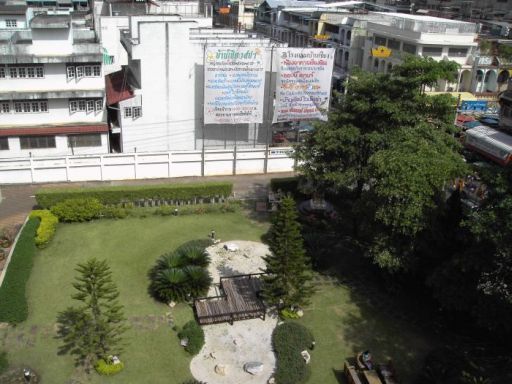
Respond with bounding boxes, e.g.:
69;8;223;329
190;241;277;384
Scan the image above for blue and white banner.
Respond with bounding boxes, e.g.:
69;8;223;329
204;47;266;125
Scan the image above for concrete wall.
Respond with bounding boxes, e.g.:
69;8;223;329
0;15;27;29
0;147;295;184
99;16;129;75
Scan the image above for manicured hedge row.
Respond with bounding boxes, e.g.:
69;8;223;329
29;210;58;248
0;218;39;324
270;177;300;194
36;182;234;209
272;322;314;384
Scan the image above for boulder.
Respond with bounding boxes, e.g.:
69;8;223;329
215;364;228;376
224;243;239;252
244;362;264;375
301;350;311;364
296;309;304;318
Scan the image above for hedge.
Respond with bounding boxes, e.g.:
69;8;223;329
36;182;233;209
0;218;39;324
178;320;205;355
51;198;103;222
29;210;58;248
272;322;314;384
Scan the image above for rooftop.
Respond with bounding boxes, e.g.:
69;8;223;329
0;3;26;15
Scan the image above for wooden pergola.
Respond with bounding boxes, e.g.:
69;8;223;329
194;273;266;325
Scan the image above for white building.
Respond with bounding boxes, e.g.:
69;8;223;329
0;9;108;158
105;14;284;153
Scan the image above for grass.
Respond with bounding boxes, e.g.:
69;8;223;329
0;212;268;383
299;277;434;384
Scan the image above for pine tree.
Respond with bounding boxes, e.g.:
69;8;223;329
57;258;127;371
262;196;313;309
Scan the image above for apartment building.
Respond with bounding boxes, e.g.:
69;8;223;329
0;7;108;158
105;14;283;153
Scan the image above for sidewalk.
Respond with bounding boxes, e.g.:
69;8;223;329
0;172;296;230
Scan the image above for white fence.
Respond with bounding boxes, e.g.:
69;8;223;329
0;147;295;184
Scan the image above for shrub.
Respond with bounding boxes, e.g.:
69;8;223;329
36;182;233;208
0;351;7;375
94;358;125;376
149;242;212;302
178;320;205;355
280;308;301;319
29;210;58;248
154;201;240;217
272;322;314;384
51;198;103;222
0;218;38;323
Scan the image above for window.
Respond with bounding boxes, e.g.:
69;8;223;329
93;65;101;77
86;100;95;113
78;100;86;111
1;102;9;113
402;43;416;54
387;39;400;50
84;66;92;77
68;134;102;148
76;66;84;79
422;46;443;56
374;35;387;46
5;20;17;28
66;66;75;79
95;99;102;111
133;106;142;118
20;136;56;149
69;100;78;113
0;67;5;78
6;66;43;79
0;138;8;150
14;100;48;113
124;107;132;118
448;47;468;57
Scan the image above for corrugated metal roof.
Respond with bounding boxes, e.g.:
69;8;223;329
105;69;134;106
0;123;108;137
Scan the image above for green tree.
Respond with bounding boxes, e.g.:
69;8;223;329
296;56;466;271
57;258;127;371
262;196;313;308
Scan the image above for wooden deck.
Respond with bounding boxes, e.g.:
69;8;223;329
194;273;266;325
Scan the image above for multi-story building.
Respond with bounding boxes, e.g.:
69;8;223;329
499;80;512;132
105;13;284;153
0;8;108;158
421;0;512;21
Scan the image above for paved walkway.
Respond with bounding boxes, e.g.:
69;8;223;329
0;172;295;230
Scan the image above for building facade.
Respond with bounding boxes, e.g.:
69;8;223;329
0;9;108;158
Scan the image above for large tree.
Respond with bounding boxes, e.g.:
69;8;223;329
295;56;466;271
57;258;127;370
262;196;313;308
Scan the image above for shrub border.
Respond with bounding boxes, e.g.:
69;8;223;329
36;182;233;209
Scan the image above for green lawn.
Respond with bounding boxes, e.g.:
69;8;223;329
1;211;434;383
299;279;434;384
0;213;268;383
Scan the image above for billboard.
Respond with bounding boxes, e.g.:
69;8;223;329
460;100;488;113
204;47;266;125
273;48;335;123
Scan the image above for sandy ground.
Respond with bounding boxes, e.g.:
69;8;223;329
190;241;277;384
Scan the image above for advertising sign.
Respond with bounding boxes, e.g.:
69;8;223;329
273;48;335;123
371;46;392;58
204;47;266;124
461;100;488;112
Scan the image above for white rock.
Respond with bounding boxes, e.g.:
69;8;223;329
224;243;239;252
244;362;264;375
215;364;228;376
296;309;304;318
168;301;176;308
301;350;311;364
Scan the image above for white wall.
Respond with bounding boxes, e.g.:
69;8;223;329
31;27;73;56
99;16;129;75
0;133;108;158
0;147;294;184
0;98;105;126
